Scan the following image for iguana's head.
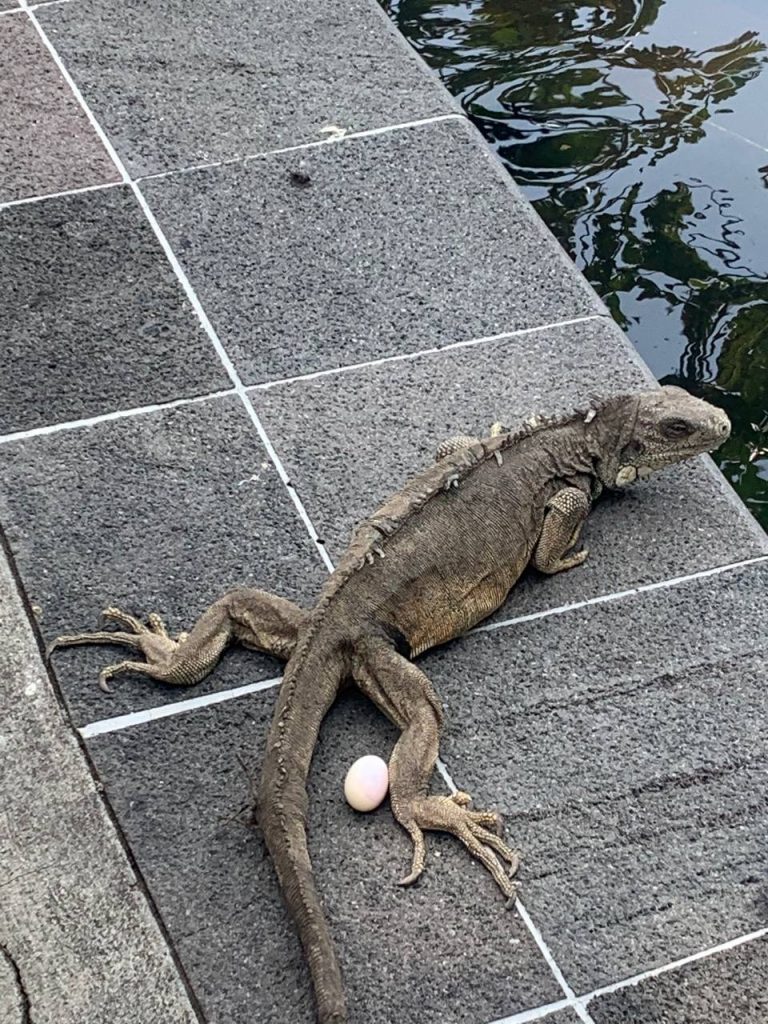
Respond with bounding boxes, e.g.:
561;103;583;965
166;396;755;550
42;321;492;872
592;385;731;489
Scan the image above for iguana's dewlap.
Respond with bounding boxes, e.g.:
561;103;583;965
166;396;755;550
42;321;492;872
344;755;389;812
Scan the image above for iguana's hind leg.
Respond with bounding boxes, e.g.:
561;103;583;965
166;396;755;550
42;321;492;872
353;643;519;902
50;589;306;692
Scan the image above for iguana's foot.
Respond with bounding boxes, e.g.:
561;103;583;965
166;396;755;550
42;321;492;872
50;605;193;692
397;793;520;902
50;589;305;694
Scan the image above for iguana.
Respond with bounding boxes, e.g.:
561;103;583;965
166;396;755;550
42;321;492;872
51;386;730;1024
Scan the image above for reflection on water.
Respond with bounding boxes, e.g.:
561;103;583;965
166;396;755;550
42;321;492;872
382;0;768;530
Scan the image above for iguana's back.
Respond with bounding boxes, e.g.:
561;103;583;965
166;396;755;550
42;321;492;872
322;419;596;654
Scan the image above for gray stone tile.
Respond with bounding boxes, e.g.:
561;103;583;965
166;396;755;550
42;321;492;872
0;15;119;203
251;318;768;619
0;187;230;434
588;938;768;1023
543;1012;582;1024
37;0;452;177
141;117;604;384
86;686;561;1024
0;2;21;10
0;396;326;725
0;550;197;1024
420;562;768;992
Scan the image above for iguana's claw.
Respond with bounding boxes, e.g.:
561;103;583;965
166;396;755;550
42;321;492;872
146;612;170;637
50;604;188;693
398;794;520;900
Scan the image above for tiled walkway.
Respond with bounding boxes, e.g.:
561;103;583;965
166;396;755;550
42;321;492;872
1;2;767;1023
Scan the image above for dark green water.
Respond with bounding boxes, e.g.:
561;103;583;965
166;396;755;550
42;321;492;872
382;0;768;530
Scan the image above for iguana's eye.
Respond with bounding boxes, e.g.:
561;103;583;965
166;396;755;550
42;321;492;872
661;418;693;439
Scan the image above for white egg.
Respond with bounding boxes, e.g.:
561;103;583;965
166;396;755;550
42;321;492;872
343;755;389;812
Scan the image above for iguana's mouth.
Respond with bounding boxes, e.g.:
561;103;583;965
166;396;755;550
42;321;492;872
667;434;730;459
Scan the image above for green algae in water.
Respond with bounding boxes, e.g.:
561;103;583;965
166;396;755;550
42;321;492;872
383;0;768;531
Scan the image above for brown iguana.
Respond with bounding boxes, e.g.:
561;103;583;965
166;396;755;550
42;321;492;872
51;386;730;1024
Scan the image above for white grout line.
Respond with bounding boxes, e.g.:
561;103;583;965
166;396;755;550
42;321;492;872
22;3;127;180
516;901;596;1024
486;997;571;1024
136;113;467;183
0;317;606;446
0;179;123;211
430;756;594;1022
472;554;768;636
435;757;458;793
0;2;66;14
249;315;608;391
0;114;464;209
0;2;70;18
131;183;335;572
21;1;334;574
577;925;768;1008
79;675;283;739
0;389;237;445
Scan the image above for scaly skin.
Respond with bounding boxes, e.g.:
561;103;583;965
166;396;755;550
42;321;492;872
51;386;730;1024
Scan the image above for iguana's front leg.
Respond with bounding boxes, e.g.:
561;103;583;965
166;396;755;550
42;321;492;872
353;642;519;902
50;589;306;692
532;487;591;574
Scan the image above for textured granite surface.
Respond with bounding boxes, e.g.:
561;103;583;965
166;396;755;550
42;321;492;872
0;14;118;202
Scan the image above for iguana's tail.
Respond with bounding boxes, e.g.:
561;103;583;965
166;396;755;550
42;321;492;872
257;637;348;1024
